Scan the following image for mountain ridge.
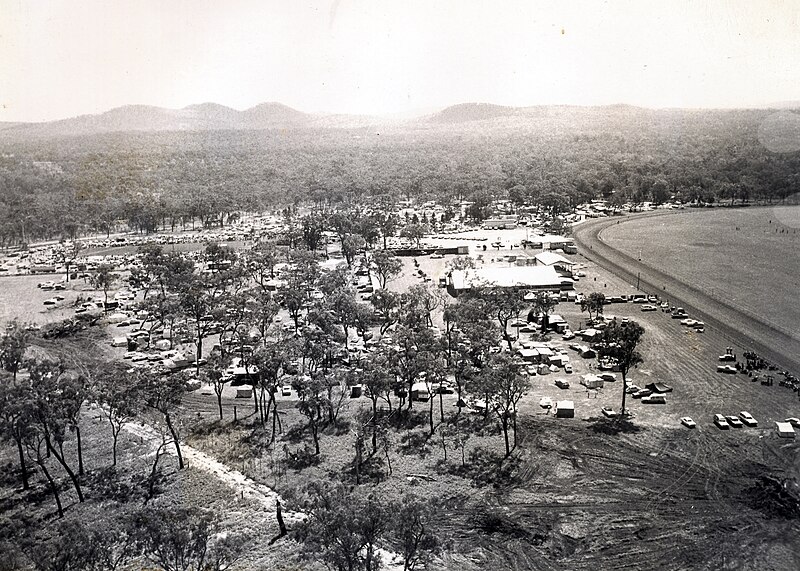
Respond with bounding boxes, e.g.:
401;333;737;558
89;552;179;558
1;101;789;137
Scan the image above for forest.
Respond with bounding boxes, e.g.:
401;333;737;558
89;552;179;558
1;105;799;245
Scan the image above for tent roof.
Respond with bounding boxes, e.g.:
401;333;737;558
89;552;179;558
450;266;562;291
534;251;576;266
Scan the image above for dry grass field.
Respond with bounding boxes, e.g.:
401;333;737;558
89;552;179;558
0;275;88;326
601;206;800;342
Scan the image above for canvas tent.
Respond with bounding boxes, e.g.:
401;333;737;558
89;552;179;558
581;374;604;389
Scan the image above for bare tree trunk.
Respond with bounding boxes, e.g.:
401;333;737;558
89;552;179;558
36;449;63;518
45;437;84;502
147;439;169;502
164;414;184;469
111;422;120;466
429;393;435;436
75;425;84;476
502;417;511;458
15;436;29;490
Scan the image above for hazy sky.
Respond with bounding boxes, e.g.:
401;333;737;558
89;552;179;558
1;0;798;122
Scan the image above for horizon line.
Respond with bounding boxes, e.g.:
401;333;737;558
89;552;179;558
3;99;799;125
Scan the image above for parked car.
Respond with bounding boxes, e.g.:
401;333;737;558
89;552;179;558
632;389;652;399
563;363;573;374
681;417;696;429
281;385;292;397
738;411;758;427
539;397;553;409
785;418;800;428
717;365;737;374
601;406;619;418
641;393;666;404
640;304;658;312
555;379;570;389
714;414;730;429
726;415;743;428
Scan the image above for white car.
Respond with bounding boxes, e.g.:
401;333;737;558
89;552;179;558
681;417;696;428
714;414;730;430
640;304;657;312
563;363;573;374
738;411;758;427
601;406;619;418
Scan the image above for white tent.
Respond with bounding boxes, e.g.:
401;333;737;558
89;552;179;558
581;374;604;389
775;421;796;438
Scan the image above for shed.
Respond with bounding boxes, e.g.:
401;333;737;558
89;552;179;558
111;336;128;347
775;421;796;439
411;382;431;401
235;388;253;399
579;329;601;341
518;348;540;363
555;400;575;418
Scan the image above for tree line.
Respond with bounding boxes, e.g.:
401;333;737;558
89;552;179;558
2;107;799;245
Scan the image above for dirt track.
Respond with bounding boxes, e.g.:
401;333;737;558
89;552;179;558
572;213;800;375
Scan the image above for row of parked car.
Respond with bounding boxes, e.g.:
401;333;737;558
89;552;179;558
677;411;758;429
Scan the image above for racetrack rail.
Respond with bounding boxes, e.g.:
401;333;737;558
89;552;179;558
572;213;800;376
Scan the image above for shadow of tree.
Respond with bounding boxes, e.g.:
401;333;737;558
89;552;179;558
437;446;523;488
337;453;387;485
284;446;321;471
398;430;433;457
85;466;144;504
583;416;643;435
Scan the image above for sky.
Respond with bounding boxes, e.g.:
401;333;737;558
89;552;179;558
1;0;799;122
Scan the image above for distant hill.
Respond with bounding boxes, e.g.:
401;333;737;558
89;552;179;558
0;100;781;138
1;102;313;137
428;103;522;123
